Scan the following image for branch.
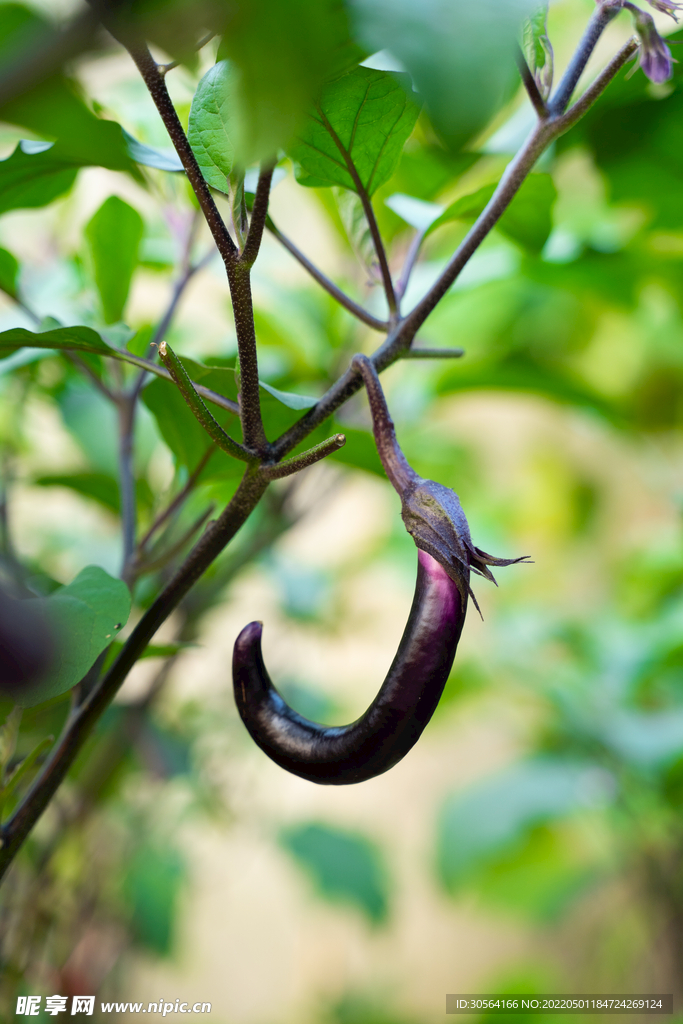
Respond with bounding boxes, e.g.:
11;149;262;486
269;24;636;463
549;0;625;114
402;347;464;359
134;506;215;576
158;342;252;462
107;350;239;415
117;395;137;578
515;45;549;119
138;447;214;553
115;40;238;270
226;264;268;454
395;229;426;302
261;433;346;480
318;109;397;317
65;353;117;402
240;165;274;268
266;218;389;331
555;37;638;132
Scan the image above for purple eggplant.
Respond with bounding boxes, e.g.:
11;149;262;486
232;354;529;784
233;549;463;784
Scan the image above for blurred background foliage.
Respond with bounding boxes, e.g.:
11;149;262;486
1;0;683;1020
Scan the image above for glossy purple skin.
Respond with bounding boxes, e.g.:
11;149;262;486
232;550;465;784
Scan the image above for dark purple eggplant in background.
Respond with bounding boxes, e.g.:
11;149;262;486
0;586;54;694
232;354;529;784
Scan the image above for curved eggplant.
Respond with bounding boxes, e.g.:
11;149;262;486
233;549;464;784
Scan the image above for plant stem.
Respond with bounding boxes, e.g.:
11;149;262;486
261;433;346;480
121;42;238;270
109;350;240;415
241;165;274;268
549;0;625;114
159;342;251;462
227;264;268;454
137;447;214;554
395;229;426;303
515;46;549;119
266;218;388;331
558;37;638;131
117;394;137;579
403;347;464;359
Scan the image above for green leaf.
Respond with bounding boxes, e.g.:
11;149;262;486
498;174;557;254
259;380;318;410
16;566;131;708
288;66;420;196
123;129;184;173
436;759;607;891
350;0;536;149
215;0;365;165
124;842;185;956
32;471;153;515
428;174;557;253
0;141;78;215
188;60;240;191
85;196;144;325
0;246;19;298
0;324;114;356
280;822;389;923
0;6;134;174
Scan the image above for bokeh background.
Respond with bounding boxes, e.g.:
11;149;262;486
2;0;683;1020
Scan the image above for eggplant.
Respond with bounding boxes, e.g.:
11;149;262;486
231;354;529;783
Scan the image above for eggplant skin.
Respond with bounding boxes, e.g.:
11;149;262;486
232;550;465;785
0;587;54;693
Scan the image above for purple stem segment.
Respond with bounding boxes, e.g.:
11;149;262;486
232;549;466;785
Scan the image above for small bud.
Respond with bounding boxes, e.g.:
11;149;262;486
627;4;675;82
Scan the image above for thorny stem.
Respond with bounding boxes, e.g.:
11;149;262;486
266;218;389;332
515;45;549;119
0;10;638;878
158;341;251;462
110;351;240;415
122;42;238;269
107;35;266;455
